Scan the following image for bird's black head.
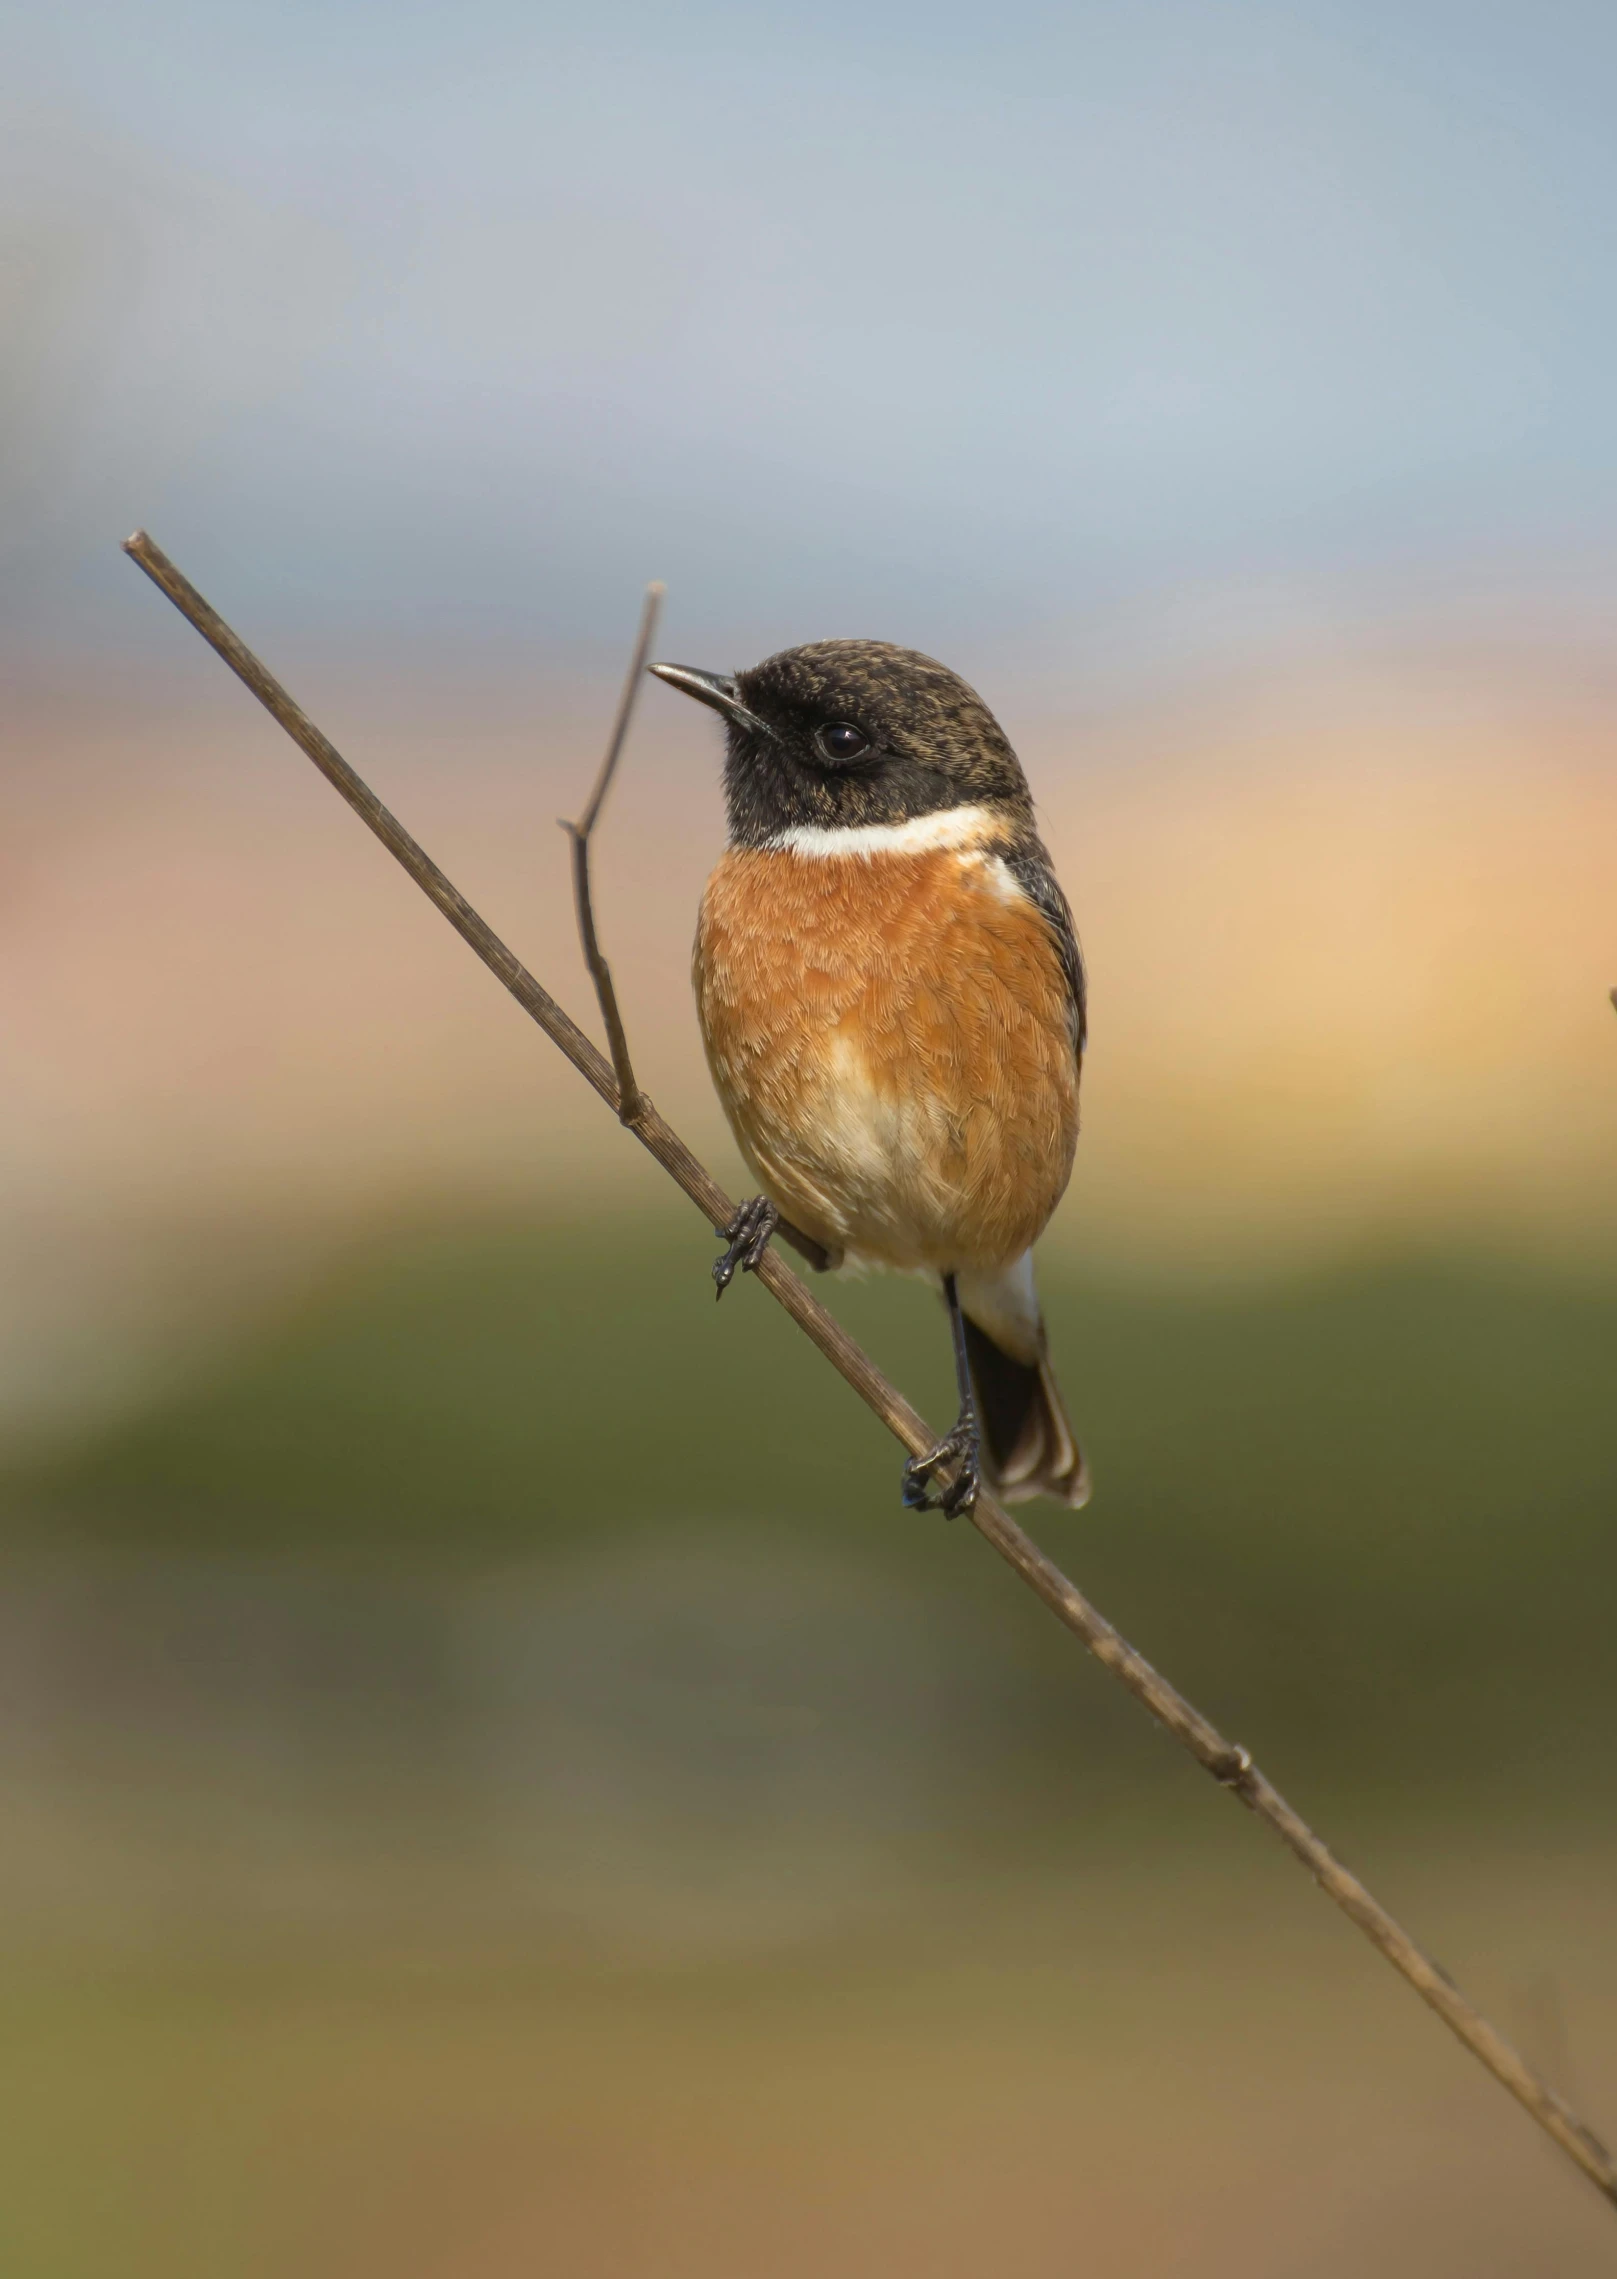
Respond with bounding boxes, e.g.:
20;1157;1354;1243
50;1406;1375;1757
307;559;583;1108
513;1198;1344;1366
650;639;1033;848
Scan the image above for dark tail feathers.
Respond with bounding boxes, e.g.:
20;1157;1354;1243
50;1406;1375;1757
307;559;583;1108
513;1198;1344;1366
961;1314;1090;1508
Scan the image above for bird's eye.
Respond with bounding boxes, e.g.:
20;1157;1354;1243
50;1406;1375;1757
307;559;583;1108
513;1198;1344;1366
816;721;871;764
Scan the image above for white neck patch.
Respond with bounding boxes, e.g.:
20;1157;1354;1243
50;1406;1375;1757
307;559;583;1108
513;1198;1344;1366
765;804;999;860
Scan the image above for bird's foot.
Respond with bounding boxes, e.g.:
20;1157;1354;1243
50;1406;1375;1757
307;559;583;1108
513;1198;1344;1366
714;1196;779;1298
902;1411;981;1519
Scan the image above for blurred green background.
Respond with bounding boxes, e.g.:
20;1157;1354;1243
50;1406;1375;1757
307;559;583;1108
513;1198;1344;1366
0;1205;1612;2274
11;1206;1617;1810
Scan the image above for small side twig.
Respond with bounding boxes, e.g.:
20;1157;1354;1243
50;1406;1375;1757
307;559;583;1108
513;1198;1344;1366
560;581;665;1126
120;529;1617;2218
554;580;829;1274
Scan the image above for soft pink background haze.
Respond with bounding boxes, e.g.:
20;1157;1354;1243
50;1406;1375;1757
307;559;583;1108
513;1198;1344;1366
8;626;1616;1432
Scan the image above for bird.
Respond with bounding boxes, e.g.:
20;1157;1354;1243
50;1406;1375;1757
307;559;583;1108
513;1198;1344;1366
649;640;1088;1519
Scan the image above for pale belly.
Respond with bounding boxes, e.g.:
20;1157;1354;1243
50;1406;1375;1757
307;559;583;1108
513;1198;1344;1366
694;843;1079;1274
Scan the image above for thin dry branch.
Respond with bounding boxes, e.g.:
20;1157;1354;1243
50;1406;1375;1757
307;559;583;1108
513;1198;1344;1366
121;528;1617;2215
560;580;664;1126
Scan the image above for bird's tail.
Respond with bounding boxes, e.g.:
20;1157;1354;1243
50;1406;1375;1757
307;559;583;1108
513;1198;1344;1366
956;1256;1089;1508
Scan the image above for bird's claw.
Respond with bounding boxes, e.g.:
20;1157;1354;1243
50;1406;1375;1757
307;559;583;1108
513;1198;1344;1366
902;1416;981;1519
714;1196;779;1298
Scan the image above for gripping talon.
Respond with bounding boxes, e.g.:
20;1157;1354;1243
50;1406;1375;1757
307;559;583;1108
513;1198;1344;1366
713;1196;779;1297
901;1414;981;1519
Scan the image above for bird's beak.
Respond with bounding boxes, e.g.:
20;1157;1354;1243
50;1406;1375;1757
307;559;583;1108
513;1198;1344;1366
648;662;776;740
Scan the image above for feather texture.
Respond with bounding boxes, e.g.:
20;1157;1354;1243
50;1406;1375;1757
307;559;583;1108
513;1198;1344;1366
695;833;1079;1274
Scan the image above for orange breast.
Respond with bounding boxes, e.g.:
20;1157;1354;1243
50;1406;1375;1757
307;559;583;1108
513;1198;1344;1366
694;842;1079;1273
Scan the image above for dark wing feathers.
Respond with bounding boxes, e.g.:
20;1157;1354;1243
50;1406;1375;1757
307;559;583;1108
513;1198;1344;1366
1001;838;1086;1060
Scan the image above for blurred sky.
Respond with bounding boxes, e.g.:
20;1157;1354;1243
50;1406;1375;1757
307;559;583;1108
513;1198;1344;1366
5;0;1617;1422
6;0;1617;678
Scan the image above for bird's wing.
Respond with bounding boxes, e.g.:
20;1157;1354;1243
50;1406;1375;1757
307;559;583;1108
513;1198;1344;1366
1000;838;1086;1061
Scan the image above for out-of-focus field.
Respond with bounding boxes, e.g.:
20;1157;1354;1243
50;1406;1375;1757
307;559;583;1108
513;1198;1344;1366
0;1210;1613;2274
1;1847;1613;2279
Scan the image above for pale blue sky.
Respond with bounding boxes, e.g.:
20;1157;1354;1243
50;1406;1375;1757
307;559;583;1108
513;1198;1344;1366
6;0;1617;685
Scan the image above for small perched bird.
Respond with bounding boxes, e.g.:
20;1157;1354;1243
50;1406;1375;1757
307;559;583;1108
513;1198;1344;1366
650;641;1088;1517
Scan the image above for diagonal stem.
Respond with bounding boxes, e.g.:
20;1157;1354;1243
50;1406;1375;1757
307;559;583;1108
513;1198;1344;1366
120;527;1617;2215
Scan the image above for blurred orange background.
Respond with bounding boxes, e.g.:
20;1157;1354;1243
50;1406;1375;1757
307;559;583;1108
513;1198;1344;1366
8;631;1617;1415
